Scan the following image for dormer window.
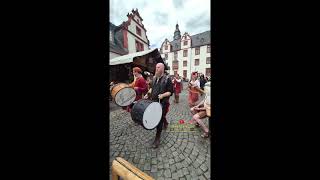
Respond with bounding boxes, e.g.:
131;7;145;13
184;41;188;46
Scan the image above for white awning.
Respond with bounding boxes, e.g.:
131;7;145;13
109;48;158;66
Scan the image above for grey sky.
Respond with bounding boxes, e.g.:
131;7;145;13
110;0;210;49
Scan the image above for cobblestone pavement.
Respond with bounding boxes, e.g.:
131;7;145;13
109;82;212;180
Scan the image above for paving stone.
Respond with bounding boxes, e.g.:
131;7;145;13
183;167;189;176
152;158;157;165
198;175;206;180
164;169;172;178
144;163;151;171
196;168;203;176
186;175;192;180
151;165;157;173
176;162;183;169
200;163;208;172
170;164;177;173
204;171;210;179
177;169;184;178
169;158;175;164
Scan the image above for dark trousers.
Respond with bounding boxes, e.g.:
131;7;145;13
156;103;170;134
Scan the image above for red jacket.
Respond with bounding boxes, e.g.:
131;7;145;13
132;76;148;101
173;78;182;94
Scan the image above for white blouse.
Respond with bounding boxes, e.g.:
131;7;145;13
190;80;200;88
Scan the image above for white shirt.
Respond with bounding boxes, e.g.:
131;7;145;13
190;79;200;88
174;77;181;83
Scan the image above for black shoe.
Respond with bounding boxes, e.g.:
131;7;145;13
164;121;168;130
151;140;160;149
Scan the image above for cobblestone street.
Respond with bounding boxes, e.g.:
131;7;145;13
109;82;212;180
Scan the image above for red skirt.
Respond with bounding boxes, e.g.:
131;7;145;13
188;91;199;106
174;83;182;94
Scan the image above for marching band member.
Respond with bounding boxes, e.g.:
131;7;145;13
126;67;148;112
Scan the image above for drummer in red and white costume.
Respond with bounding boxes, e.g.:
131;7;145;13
126;67;148;112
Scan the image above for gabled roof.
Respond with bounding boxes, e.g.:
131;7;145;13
190;30;210;47
164;30;211;51
109;22;128;55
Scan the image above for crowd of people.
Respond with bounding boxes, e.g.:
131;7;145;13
111;64;211;148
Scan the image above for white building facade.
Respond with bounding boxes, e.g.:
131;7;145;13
109;9;150;59
160;24;211;79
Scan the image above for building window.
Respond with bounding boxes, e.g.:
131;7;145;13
207;45;211;53
184;41;188;46
136;26;141;36
183;50;188;57
206;68;211;77
183;70;187;78
195;59;200;66
137;19;139;23
172;61;179;70
195;47;200;55
183;61;187;67
165;53;168;60
135;40;144;52
110;31;113;42
206;57;210;64
165;45;168;50
174;51;178;60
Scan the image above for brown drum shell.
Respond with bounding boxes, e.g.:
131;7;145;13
111;83;136;107
111;83;129;98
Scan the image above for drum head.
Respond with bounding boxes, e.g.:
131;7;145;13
142;102;162;130
114;88;136;107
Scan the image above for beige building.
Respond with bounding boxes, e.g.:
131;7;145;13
160;24;211;79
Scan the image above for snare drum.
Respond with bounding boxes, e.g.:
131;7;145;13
110;83;136;107
130;99;162;130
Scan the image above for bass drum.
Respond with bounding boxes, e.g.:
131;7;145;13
110;83;136;107
131;99;162;130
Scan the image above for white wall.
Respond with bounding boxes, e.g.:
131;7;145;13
127;34;136;54
161;43;211;78
127;17;148;44
162;41;171;54
110;52;121;59
126;18;149;54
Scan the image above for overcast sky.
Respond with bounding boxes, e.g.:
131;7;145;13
110;0;210;49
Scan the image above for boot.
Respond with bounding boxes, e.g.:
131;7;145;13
176;95;179;103
151;131;161;148
164;120;168;130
